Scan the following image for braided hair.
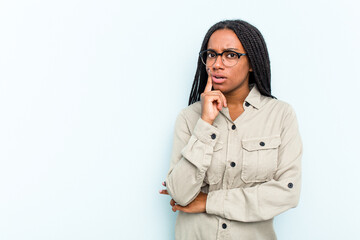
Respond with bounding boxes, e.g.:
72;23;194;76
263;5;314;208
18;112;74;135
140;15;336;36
188;19;277;106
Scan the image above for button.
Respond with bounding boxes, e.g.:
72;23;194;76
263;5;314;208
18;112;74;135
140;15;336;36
230;162;236;167
288;183;293;188
231;124;236;130
211;133;216;139
245;102;250;107
259;141;265;146
222;223;227;229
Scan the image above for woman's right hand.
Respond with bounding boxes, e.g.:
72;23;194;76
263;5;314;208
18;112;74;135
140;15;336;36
200;69;227;125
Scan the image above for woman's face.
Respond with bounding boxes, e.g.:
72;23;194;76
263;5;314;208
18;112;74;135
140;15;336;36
206;28;252;95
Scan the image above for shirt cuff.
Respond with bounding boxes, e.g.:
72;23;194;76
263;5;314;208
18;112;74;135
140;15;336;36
193;117;220;148
206;189;226;218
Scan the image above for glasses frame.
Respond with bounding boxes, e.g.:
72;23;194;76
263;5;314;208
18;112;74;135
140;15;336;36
199;49;247;67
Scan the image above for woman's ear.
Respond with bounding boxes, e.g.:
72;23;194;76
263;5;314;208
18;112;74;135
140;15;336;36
249;63;253;72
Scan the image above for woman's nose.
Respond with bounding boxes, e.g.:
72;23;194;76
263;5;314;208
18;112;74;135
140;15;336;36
213;55;225;69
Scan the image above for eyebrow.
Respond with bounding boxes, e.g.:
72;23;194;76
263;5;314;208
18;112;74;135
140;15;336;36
208;47;241;51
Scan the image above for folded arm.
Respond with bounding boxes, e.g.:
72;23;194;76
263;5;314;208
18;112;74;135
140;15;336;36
165;110;219;206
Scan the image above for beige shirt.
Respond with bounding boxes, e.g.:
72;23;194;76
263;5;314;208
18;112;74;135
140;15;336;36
165;83;303;240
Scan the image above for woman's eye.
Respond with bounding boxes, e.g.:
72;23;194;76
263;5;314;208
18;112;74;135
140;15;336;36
226;52;237;58
207;53;216;58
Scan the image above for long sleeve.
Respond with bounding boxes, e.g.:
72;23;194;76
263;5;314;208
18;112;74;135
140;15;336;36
165;110;221;206
206;104;303;222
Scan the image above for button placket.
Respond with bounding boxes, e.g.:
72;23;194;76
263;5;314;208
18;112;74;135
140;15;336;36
217;220;230;239
223;120;238;189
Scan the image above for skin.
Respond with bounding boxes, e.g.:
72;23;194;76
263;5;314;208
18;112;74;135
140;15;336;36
159;28;253;213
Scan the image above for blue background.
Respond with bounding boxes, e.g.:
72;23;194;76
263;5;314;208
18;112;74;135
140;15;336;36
1;0;359;239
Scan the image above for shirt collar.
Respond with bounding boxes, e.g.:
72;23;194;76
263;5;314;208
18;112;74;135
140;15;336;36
245;83;262;110
217;83;262;124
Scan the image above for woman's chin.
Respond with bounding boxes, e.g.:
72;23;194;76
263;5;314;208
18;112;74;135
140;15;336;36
213;84;227;92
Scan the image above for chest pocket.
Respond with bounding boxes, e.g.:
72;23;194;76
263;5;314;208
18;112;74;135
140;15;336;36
241;135;281;183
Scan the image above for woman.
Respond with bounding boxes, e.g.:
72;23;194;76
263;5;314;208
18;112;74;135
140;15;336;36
159;19;303;240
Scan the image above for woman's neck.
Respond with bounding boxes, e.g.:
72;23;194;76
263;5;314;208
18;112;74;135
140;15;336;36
224;83;251;107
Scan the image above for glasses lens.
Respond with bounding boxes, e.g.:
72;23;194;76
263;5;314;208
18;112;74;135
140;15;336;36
200;50;216;66
222;51;239;67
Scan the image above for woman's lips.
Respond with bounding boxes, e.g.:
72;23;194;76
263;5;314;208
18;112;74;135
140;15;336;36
211;75;226;84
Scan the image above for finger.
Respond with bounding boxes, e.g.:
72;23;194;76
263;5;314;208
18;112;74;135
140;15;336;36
170;199;176;206
204;68;212;93
207;91;227;108
159;189;169;195
172;204;187;213
217;97;222;111
203;92;224;112
207;94;223;111
217;91;227;108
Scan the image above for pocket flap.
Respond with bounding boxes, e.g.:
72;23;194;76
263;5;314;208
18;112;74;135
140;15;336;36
242;135;281;151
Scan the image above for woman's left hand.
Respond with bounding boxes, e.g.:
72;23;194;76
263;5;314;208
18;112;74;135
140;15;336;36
159;181;208;213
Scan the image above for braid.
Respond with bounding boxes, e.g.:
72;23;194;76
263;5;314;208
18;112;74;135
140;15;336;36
188;19;276;106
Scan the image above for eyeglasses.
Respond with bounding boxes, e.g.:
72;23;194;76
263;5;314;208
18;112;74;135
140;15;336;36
199;49;247;67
